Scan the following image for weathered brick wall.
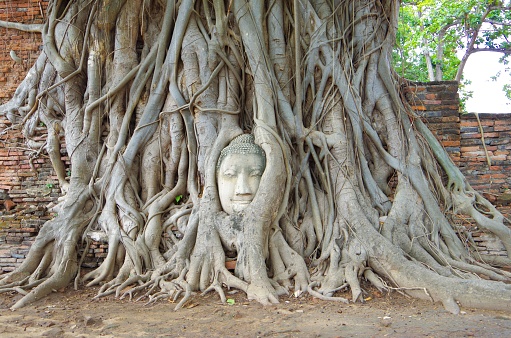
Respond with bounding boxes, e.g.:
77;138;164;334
0;1;48;103
0;118;62;272
0;3;510;271
406;81;511;217
0;120;105;272
0;1;96;272
459;113;511;207
406;82;510;256
0;0;49;271
458;114;511;256
404;81;461;163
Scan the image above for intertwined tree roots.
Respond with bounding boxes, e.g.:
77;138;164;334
0;0;510;312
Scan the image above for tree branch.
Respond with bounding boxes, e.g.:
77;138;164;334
470;47;511;54
0;20;43;33
455;7;492;81
486;19;511;27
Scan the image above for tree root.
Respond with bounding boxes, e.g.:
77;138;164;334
307;281;349;303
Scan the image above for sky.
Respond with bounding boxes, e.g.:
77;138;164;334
463;53;510;114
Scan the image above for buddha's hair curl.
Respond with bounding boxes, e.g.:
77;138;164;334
217;134;266;171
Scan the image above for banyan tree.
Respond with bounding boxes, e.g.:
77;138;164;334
0;0;510;312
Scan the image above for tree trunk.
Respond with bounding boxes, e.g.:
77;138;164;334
1;0;510;313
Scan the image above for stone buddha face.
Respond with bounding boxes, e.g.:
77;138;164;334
216;134;266;214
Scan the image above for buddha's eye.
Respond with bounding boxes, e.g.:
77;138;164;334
222;169;237;178
250;169;263;177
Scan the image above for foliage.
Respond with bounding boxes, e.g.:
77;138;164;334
394;0;511;82
393;5;431;81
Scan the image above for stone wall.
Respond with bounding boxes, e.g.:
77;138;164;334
0;2;510;271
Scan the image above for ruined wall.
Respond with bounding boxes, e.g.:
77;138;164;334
406;81;511;256
0;118;62;271
404;81;461;163
0;0;49;272
459;113;511;205
0;1;107;272
0;1;47;102
406;82;511;215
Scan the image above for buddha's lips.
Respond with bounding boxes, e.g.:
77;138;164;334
231;200;252;204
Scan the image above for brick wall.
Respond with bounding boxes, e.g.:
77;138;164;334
0;118;61;272
406;82;510;257
406;81;511;217
459;113;511;206
0;1;48;103
0;0;48;272
0;2;510;271
0;1;105;272
404;81;461;164
0;118;106;272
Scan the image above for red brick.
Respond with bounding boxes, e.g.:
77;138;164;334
481;132;499;138
480;173;507;179
412;105;426;111
442;141;460;147
494;125;511;132
423;99;442;105
442;116;459;122
461;120;494;127
461;146;481;152
490;155;508;161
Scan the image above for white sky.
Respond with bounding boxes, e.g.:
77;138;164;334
463;52;510;114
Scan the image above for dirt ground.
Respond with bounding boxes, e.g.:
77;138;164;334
0;284;510;337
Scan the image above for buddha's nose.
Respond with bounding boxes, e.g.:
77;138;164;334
235;173;252;196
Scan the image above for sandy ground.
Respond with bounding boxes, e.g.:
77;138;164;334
0;285;510;337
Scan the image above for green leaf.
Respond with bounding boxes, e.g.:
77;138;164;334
226;298;235;305
175;195;183;203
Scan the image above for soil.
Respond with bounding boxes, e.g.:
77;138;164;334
0;285;510;337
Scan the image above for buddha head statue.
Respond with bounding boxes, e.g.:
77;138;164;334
216;134;266;214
